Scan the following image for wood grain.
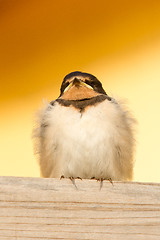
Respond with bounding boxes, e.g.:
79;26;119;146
0;176;159;240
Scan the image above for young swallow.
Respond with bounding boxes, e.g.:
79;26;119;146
33;71;136;181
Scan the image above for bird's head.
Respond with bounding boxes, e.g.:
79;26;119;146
59;71;106;100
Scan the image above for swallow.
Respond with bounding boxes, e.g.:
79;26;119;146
33;71;136;181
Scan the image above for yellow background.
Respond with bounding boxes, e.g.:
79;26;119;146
0;0;160;182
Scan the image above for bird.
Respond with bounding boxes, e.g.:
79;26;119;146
33;71;136;181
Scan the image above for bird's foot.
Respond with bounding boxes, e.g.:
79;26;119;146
60;175;82;180
91;177;113;190
107;178;113;185
76;176;82;180
60;175;82;189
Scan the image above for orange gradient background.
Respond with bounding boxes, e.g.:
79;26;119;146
1;0;160;182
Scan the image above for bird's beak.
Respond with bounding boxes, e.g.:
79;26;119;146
64;78;93;93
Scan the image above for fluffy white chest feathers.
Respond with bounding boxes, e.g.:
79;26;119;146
34;99;135;181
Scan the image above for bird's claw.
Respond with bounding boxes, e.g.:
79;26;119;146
90;177;113;189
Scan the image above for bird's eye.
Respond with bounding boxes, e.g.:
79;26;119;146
63;82;72;92
61;82;69;93
85;80;94;88
81;81;93;90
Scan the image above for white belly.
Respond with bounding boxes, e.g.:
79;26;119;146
38;99;135;180
59;107;114;179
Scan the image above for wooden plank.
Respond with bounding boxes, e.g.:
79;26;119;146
0;176;159;240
